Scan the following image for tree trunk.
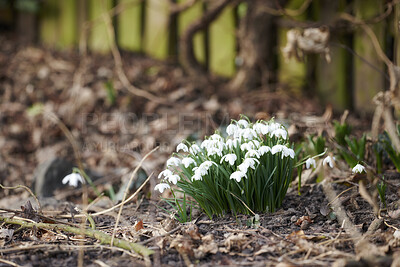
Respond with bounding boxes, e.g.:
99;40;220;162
230;0;285;92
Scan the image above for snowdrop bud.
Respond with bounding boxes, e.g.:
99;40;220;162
352;164;365;174
154;183;170;193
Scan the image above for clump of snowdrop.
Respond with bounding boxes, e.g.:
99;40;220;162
155;116;297;218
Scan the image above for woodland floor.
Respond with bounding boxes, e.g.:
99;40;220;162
0;36;400;267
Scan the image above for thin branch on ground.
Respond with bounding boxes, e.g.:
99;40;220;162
0;215;154;257
110;147;159;247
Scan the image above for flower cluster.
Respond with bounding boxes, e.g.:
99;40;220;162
155;118;296;217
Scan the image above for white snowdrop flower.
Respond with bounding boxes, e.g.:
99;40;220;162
252;123;265;135
282;147;295;159
154;183;170;193
237;119;249;128
238;163;249;173
189;144;201;155
207;146;223;157
241;128;257;140
182;157;196;168
258;146;271;156
352;164;365;174
167;157;181;167
323;156;335;168
226;124;239;136
220;154;237;165
271;128;288;140
199;161;217;169
269;122;282;132
271;144;285;155
195;167;208;176
62;173;85;187
245;149;260;159
158;169;173;179
240;142;251;151
226;138;240;150
243;157;259;170
305;158;316;169
168;174;180;184
176;143;188;153
209;133;224;141
201;139;211;149
191;173;203;181
249;140;260;149
230;171;247;182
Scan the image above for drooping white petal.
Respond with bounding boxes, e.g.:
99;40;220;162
271;128;288;140
352;164;365;173
154;183;170;193
62;173;85;187
182;157;196;168
258;146;271;156
189;144;201;155
282;147;295;159
158;169;173;179
305;158;316;169
168;174;180;184
323;156;335;168
271;145;285;155
226;124;239;136
220;154;237;165
237;119;249;128
230;171;247;182
245;149;260;159
166;157;181;167
176;143;189;152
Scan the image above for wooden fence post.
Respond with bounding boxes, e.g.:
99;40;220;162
117;0;143;52
353;0;385;113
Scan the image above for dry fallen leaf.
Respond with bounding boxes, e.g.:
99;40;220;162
134;220;144;232
221;233;249;253
194;234;218;259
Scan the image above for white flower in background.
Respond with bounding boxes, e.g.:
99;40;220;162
193;166;207;176
238;163;249;173
240;128;257;140
242;158;259;171
269;122;282;132
207;146;223;157
271;144;285;155
225;138;240;150
230;171;247;182
323;156;335;168
237;119;249;128
182;157;196;168
176;143;188;152
168;174;180;184
258;146;271;156
282;147;295;159
189;144;201;155
199;161;217;169
154;183;170;193
271;128;288;140
241;140;259;152
191;173;203;181
245;149;260;159
305;158;316;169
226;124;239;136
62;173;85;187
209;133;224;141
167;157;181;167
220;154;237;165
253;123;269;135
352;164;365;174
158;169;173;179
201;140;211;149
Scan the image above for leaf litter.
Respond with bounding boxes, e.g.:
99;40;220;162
0;37;400;266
